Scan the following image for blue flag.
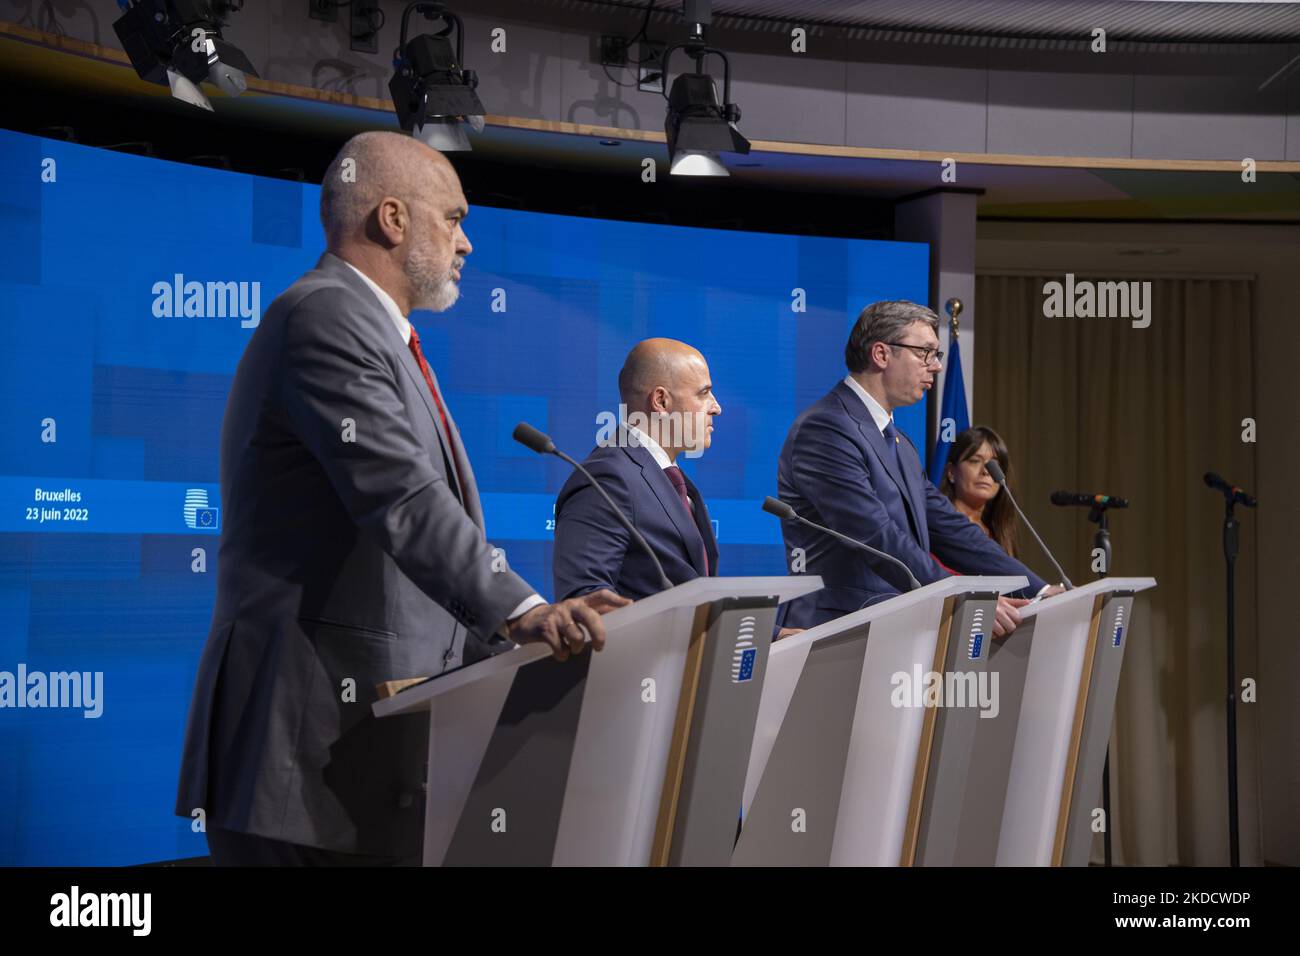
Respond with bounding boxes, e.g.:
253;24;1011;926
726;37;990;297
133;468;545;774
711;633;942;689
928;333;970;486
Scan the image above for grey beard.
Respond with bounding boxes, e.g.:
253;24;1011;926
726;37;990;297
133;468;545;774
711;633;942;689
407;244;460;312
413;276;459;313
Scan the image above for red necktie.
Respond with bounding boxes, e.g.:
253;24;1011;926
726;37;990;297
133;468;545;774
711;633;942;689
407;326;467;501
664;465;709;575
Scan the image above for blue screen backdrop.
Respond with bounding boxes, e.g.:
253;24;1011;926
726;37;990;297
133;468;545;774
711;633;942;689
0;128;928;865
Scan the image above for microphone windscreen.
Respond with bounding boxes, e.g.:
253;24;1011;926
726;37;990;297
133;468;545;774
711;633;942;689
1050;491;1072;506
985;460;1006;485
512;421;555;455
762;496;796;520
1204;471;1224;490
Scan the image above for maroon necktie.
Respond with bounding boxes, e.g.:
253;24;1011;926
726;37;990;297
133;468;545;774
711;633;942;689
664;465;709;575
407;326;467;501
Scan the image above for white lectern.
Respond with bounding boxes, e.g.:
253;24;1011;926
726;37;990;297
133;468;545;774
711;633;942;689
373;575;822;866
977;576;1157;866
732;575;1028;866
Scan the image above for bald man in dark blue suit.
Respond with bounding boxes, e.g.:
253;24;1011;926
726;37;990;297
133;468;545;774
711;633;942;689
778;301;1057;635
553;339;720;601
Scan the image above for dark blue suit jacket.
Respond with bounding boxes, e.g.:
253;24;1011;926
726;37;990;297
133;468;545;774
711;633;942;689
777;381;1045;628
553;442;719;601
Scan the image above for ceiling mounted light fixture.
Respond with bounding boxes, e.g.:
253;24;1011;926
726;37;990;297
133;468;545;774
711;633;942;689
390;2;484;152
663;0;750;177
113;0;257;111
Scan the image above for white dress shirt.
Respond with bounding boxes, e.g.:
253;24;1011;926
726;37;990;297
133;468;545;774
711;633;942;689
842;373;893;434
342;259;544;624
343;260;411;345
624;422;674;471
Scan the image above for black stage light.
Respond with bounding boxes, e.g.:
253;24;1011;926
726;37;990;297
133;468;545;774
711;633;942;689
665;72;749;176
113;0;257;111
662;0;749;176
390;3;485;152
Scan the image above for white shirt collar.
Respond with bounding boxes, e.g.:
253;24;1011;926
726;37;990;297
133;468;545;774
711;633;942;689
342;260;411;345
623;423;673;470
842;374;893;435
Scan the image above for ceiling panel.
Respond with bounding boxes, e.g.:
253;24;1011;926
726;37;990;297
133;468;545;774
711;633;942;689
599;0;1300;42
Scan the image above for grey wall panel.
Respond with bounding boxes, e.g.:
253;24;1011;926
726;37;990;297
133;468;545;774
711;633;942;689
847;60;988;152
558;30;662;131
461;13;566;122
988;70;1134;158
729;46;849;145
257;8;387;100
1280;43;1300;160
1134;73;1289;161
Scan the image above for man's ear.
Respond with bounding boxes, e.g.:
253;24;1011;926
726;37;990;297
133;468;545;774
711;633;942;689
649;386;671;414
374;196;408;247
870;340;889;370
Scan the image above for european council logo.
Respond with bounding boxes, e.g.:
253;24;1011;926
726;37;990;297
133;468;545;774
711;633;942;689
731;615;758;684
1111;604;1127;647
968;607;986;660
184;489;220;531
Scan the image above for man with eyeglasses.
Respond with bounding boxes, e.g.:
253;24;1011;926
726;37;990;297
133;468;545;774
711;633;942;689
776;300;1055;635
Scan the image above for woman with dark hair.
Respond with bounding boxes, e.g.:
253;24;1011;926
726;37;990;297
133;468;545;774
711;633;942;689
940;426;1020;558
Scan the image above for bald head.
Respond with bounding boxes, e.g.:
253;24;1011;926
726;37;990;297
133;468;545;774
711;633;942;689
618;339;706;410
320;131;457;249
318;131;473;315
618;338;722;459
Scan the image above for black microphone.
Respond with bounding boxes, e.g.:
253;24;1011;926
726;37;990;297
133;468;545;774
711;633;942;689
762;496;921;592
513;422;673;592
1204;472;1257;508
985;461;1074;590
1051;490;1129;509
513;421;555;455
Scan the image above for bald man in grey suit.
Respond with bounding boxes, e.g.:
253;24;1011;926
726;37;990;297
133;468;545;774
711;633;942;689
174;132;627;865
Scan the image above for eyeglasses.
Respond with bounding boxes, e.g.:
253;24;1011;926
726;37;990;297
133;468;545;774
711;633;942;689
885;342;944;366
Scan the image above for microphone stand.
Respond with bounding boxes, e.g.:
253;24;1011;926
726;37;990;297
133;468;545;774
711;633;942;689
1221;494;1241;868
1203;471;1254;867
1088;500;1114;867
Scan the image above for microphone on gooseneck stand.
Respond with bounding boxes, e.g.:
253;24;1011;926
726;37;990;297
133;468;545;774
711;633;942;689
984;460;1074;590
513;422;672;593
762;496;921;592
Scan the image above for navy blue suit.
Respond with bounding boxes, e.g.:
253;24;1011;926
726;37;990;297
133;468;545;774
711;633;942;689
553;442;718;601
777;381;1045;627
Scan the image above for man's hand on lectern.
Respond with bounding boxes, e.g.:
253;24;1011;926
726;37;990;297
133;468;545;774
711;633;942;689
992;596;1032;639
508;589;632;661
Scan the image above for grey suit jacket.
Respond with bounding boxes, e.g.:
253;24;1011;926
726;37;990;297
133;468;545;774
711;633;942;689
174;251;535;856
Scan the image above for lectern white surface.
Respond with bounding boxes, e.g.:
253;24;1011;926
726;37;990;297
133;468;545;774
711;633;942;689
993;576;1156;866
734;575;1027;867
375;575;822;866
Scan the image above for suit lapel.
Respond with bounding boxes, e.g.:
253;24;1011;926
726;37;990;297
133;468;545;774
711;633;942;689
439;396;483;527
681;471;718;576
419;359;484;528
835;382;923;540
893;433;929;550
317;252;482;527
627;445;709;576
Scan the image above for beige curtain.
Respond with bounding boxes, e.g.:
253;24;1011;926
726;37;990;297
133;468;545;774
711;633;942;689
974;273;1260;866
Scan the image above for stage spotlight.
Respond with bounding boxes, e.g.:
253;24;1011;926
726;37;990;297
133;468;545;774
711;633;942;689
665;73;748;176
662;1;749;177
112;0;257;112
390;3;484;152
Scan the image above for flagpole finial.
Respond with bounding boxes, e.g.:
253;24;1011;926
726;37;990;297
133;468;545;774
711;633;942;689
945;297;962;339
